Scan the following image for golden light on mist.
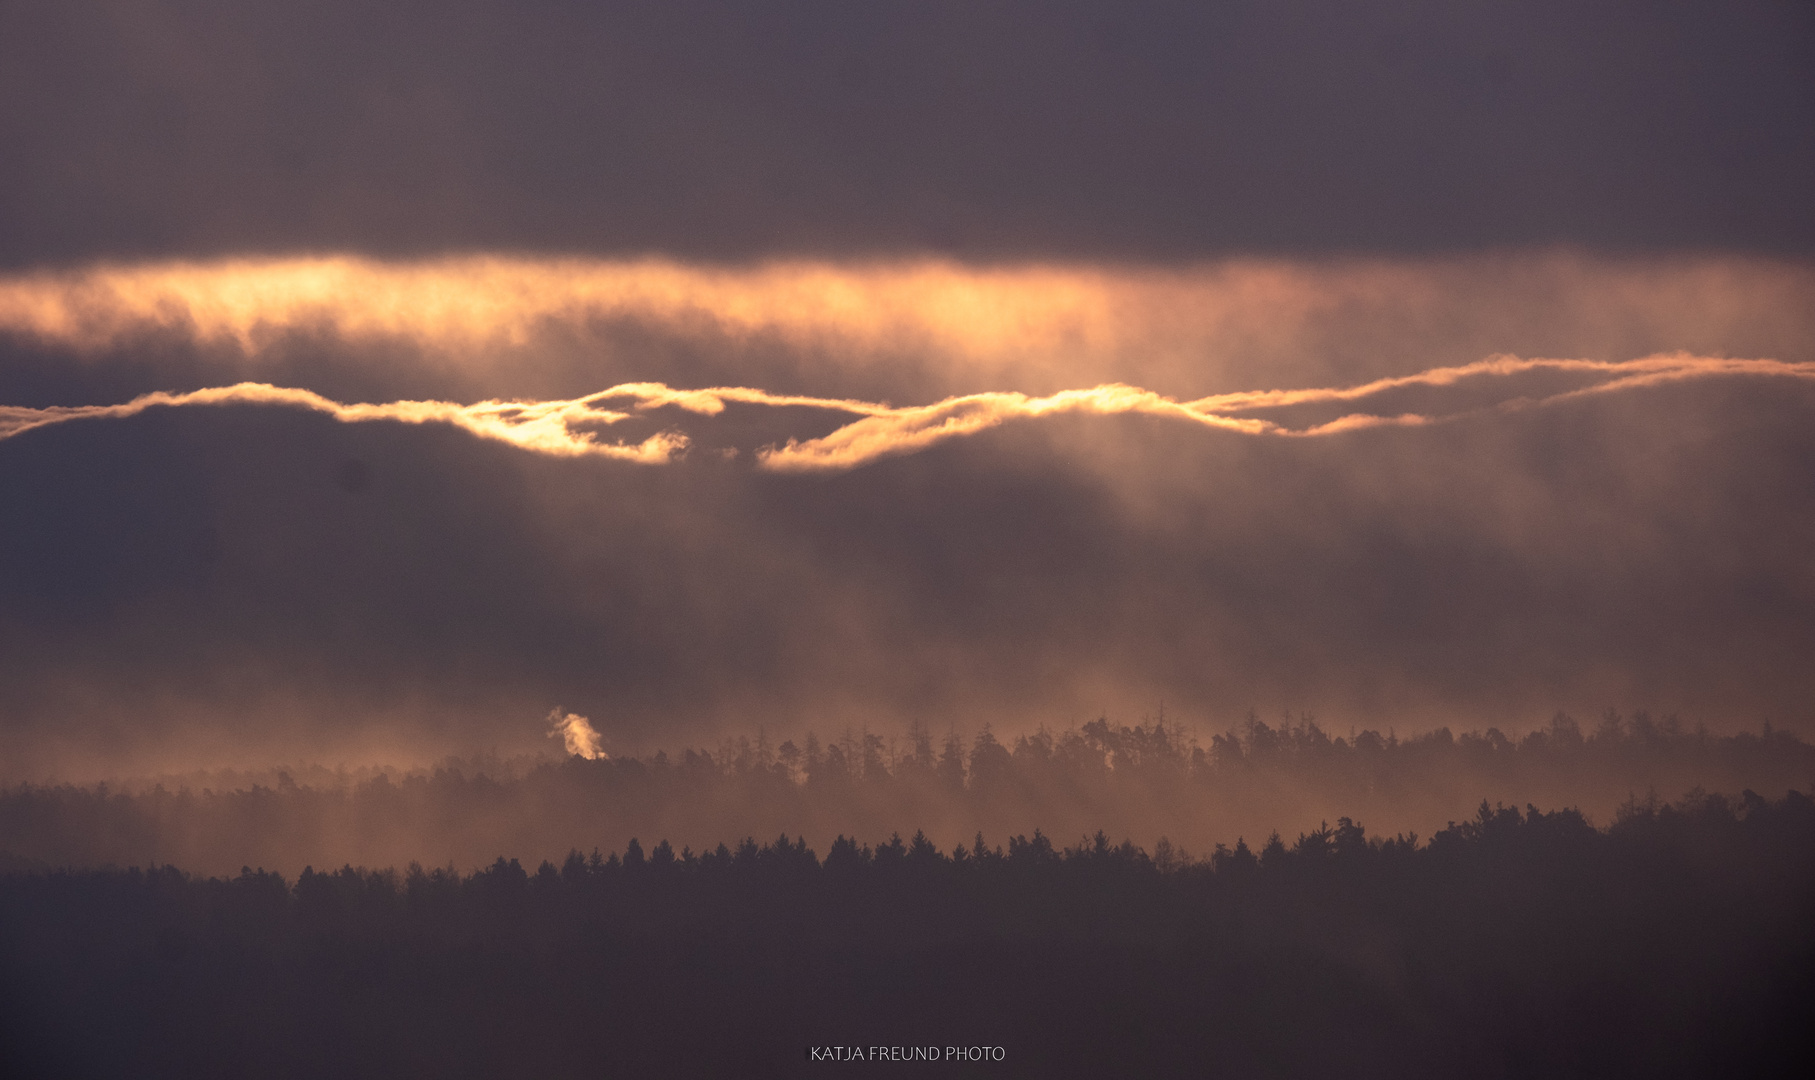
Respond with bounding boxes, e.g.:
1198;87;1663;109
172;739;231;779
4;354;1810;470
3;254;1811;394
0;256;1144;356
0;382;684;461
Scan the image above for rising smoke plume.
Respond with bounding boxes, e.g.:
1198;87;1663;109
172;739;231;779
548;710;606;761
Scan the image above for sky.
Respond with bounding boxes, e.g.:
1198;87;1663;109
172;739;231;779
1;1;1813;778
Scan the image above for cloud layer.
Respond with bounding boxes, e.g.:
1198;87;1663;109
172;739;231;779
3;2;1811;263
6;354;1809;473
6;254;1811;430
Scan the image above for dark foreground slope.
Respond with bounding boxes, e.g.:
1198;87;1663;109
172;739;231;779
3;791;1812;1079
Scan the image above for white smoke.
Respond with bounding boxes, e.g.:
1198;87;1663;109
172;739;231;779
547;709;607;760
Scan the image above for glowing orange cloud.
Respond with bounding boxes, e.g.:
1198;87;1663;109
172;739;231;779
0;382;686;462
755;354;1815;470
0;256;1149;356
3;256;1810;398
4;354;1809;471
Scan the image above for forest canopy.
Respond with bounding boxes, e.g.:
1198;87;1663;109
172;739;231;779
3;711;1808;877
4;787;1811;1078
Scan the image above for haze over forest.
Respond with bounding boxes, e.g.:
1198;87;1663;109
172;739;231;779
5;711;1811;878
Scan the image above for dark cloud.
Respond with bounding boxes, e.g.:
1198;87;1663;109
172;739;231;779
1;0;1811;265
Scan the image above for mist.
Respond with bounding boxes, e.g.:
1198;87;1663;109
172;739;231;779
7;367;1815;775
4;712;1808;879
